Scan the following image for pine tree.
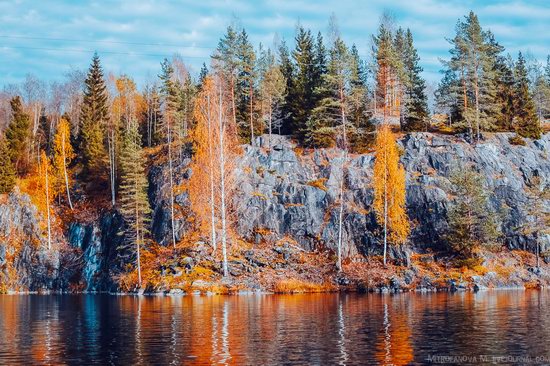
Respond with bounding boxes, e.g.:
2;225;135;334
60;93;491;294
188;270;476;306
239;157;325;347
514;52;541;139
0;139;16;194
439;12;504;139
79;53;109;183
372;125;409;266
401;29;429;132
159;58;179;247
5;96;31;174
119;121;151;287
373;17;399;119
258;48;286;149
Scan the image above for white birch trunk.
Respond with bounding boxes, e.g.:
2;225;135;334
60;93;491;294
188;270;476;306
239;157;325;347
218;86;229;277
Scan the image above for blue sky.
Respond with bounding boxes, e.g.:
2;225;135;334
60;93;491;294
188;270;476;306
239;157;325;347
1;0;549;88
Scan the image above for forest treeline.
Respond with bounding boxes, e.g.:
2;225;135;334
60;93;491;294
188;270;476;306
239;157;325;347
0;11;548;287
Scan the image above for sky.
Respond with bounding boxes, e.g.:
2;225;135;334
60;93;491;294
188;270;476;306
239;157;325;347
1;0;549;89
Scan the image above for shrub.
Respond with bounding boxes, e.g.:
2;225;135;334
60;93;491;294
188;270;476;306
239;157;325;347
508;135;526;146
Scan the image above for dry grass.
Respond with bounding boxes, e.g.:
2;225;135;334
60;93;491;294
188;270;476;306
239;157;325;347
272;279;334;293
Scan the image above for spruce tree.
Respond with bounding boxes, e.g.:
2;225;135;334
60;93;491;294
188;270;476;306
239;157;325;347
401;29;429;132
292;27;316;142
212;26;240;127
236;29;257;143
0;139;16;194
5;96;31;173
493;54;516;131
514;52;541;139
119;121;151;287
79;53;109;182
278;40;295;135
348;44;373;152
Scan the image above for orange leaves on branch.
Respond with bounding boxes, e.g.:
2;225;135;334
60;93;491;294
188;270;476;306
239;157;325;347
372;124;409;245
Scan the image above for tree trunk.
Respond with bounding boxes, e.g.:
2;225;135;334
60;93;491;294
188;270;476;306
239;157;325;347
62;130;73;210
45;158;52;251
218;87;229;277
207;94;217;251
268;98;273;151
167;120;177;248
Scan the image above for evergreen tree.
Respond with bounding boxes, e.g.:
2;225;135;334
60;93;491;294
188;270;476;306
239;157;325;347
236;29;257;143
401;29;429;132
119;121;151;287
278;39;295;135
438;12;504;139
5;96;31;173
158;58;179;247
435;69;462;126
212;26;240;128
447;168;500;258
0;139;16;194
372;18;399;119
348;44;373;152
79;53;109;182
312;32;328;106
308;37;350;147
514;52;541;139
493;54;516;131
292;27;316;141
197;63;209;91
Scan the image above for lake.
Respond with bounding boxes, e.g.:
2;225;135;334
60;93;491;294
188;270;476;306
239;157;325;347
1;291;549;365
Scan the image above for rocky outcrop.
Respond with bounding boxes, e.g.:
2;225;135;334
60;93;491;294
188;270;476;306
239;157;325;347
232;133;549;258
1;132;548;292
0;190;60;291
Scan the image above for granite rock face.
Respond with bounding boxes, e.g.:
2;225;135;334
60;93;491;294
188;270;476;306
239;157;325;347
231;133;549;257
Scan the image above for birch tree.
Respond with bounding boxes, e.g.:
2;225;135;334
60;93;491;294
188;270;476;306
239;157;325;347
372;125;409;266
52;118;75;209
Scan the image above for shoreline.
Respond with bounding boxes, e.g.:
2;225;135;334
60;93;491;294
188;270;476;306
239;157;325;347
0;284;539;296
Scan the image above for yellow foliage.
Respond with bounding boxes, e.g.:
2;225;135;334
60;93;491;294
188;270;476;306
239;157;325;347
307;178;328;191
372;124;410;244
52;118;75;200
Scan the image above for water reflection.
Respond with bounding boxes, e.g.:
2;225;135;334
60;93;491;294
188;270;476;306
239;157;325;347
0;291;549;365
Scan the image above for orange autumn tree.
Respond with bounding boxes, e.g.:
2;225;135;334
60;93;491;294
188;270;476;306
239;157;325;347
372;124;409;266
189;75;239;277
52;118;75;209
189;76;219;249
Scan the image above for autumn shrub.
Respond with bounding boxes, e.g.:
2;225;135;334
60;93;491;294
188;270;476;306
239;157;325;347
509;135;526;146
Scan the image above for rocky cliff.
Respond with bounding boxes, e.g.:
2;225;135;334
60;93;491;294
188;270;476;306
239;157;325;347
0;132;548;292
233;133;549;258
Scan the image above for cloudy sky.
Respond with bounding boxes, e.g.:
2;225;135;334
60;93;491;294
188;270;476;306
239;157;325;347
1;0;549;88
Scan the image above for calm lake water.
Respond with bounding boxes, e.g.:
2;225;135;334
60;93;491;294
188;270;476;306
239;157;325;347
1;291;549;365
